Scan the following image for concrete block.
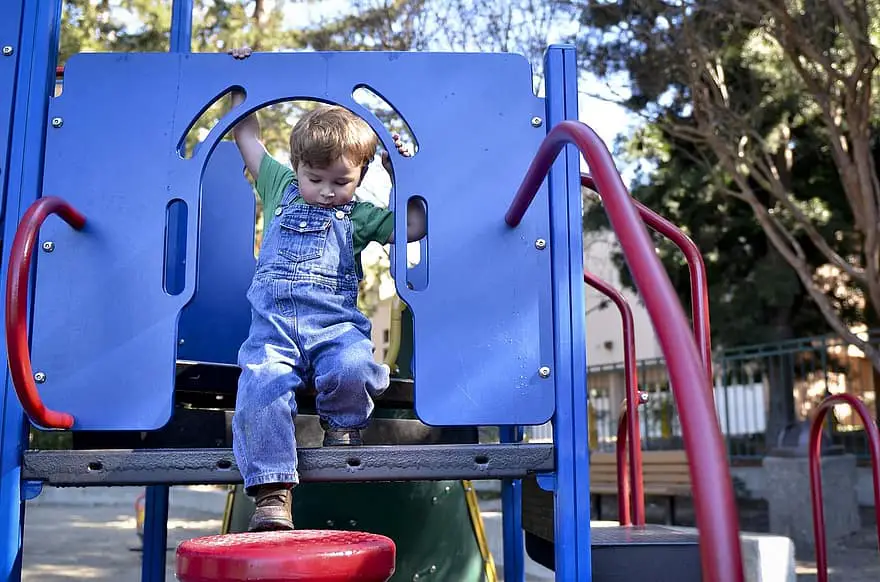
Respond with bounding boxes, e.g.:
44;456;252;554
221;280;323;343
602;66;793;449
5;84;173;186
763;454;860;552
661;524;796;582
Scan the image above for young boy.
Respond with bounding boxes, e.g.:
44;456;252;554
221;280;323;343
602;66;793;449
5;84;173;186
228;47;425;532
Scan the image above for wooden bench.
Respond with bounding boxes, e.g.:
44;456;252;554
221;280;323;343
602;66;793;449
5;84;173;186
590;450;692;525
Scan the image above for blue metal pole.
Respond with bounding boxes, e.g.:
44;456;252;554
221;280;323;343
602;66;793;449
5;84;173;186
141;486;170;582
544;44;592;581
0;0;63;580
500;426;525;582
140;3;195;581
170;0;194;53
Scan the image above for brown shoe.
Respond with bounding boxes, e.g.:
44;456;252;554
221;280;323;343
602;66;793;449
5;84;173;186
247;485;294;532
320;419;363;446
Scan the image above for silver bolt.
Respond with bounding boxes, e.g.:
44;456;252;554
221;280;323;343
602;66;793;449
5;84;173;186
430;566;437;573
531;116;543;127
34;372;46;383
326;520;335;527
2;46;13;56
538;366;551;378
431;496;438;504
51;117;63;128
349;519;357;527
535;238;546;250
413;575;420;581
178;338;185;345
42;241;55;253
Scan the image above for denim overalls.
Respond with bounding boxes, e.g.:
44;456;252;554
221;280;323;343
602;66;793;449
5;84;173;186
233;184;390;492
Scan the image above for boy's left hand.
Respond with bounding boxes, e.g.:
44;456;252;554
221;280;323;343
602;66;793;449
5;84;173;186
381;133;413;175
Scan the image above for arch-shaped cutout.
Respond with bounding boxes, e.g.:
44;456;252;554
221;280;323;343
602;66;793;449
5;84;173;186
177;85;245;159
352;84;419;158
185;96;410;321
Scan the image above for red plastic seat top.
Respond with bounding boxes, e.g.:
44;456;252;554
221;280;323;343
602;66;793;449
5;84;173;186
176;530;396;582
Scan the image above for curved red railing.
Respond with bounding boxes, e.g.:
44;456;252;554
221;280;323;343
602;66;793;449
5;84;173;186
615;390;649;526
809;393;880;582
581;173;712;381
583;270;646;526
506;120;744;582
5;196;86;429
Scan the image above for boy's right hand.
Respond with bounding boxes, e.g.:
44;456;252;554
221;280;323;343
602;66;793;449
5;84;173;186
229;47;253;59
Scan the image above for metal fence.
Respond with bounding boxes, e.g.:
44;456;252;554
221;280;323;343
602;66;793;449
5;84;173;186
524;331;879;461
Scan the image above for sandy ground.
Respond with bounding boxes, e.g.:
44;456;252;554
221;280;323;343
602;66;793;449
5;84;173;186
20;486;554;582
18;486;878;581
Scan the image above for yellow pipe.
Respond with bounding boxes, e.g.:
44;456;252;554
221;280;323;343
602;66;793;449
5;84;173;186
220;485;236;535
383;296;406;370
463;480;498;582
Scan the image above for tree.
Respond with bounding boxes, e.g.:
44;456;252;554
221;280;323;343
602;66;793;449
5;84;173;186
577;0;880;372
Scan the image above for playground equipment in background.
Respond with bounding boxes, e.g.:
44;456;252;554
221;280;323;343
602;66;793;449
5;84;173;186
1;1;878;581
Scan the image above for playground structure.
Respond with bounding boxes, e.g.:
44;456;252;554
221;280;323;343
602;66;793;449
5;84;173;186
0;1;879;582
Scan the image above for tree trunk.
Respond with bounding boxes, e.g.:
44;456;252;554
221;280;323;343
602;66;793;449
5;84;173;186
764;349;797;451
764;311;797;451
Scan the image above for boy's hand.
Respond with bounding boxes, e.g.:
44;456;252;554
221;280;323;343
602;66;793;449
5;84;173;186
226;46;265;180
229;46;253;59
381;133;413;175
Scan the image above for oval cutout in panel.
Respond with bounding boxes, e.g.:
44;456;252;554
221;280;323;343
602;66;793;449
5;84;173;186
406;196;428;292
163;198;188;296
177;85;244;159
352;84;419;157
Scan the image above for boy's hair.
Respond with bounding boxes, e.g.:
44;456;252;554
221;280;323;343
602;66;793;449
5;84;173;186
289;105;378;170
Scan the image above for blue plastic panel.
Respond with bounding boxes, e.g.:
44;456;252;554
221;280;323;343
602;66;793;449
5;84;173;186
31;51;555;430
0;2;23;214
176;142;255;365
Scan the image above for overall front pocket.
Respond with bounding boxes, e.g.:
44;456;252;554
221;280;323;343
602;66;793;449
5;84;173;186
277;211;332;262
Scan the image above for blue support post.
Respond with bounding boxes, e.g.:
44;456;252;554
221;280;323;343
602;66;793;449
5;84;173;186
170;0;193;53
140;3;195;581
0;0;63;580
141;486;170;582
543;45;591;581
500;426;525;582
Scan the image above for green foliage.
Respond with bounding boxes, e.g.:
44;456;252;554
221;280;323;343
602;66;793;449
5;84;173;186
579;0;878;349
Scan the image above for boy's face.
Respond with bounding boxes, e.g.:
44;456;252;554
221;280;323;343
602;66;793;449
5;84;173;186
296;156;364;207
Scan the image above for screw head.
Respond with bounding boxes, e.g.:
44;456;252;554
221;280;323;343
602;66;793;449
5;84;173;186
326;520;334;527
42;241;55;253
538;366;551;378
535;238;547;250
349;519;357;527
531;116;543;127
2;46;13;56
638;391;649;404
51;117;63;128
178;338;185;345
34;372;46;383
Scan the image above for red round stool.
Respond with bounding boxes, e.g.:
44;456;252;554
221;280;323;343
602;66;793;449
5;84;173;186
176;530;396;582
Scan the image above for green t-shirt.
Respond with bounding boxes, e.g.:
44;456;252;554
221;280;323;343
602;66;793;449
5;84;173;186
255;154;394;256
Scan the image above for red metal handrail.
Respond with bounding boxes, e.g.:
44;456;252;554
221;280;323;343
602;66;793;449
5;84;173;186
5;196;85;429
506;120;743;582
809;393;880;582
583;270;646;526
581;173;712;381
615;391;649;526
